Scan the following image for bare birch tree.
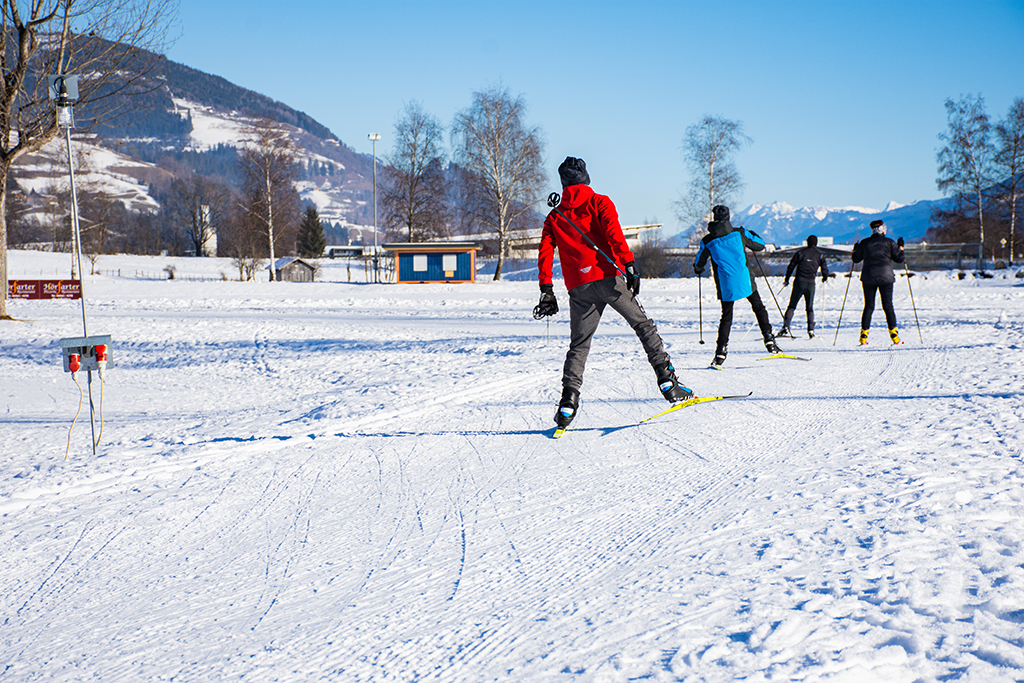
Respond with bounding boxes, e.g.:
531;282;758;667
238;118;300;281
451;86;545;281
675;115;751;241
0;0;177;320
937;94;994;249
381;101;449;242
994;97;1024;266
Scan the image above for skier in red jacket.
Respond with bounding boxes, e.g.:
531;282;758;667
535;157;691;429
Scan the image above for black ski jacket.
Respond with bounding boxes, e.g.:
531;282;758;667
852;233;904;286
786;246;830;283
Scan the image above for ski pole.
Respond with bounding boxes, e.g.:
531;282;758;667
546;193;627;278
820;277;826;331
903;260;923;343
698;273;704;345
833;263;857;346
752;251;785;320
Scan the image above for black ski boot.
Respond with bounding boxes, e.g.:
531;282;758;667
555;387;580;428
654;362;694;403
711;344;727;368
764;334;782;354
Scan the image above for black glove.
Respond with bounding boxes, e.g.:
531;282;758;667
822;275;828;283
783;278;790;287
897;237;904;248
693;264;704;275
533;284;558;319
625;261;640;296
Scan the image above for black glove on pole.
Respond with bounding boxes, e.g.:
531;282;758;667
533;283;558;320
625;261;640;296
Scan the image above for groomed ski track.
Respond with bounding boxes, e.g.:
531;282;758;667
2;253;1023;682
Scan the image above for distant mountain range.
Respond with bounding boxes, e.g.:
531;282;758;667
13;50;950;250
668;198;948;248
728;198;947;246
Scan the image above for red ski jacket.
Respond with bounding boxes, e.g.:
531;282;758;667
538;184;635;291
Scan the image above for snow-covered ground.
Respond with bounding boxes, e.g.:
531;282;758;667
2;250;1023;682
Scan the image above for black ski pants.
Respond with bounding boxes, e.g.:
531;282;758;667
783;280;816;331
861;282;897;330
717;290;773;352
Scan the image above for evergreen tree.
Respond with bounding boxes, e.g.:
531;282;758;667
297;206;326;258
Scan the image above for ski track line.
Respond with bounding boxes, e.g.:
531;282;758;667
250;465;322;632
304;371;549;437
0;437;302;516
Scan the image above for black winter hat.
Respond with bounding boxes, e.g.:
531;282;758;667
558;157;590;188
807;235;818;246
712;205;730;222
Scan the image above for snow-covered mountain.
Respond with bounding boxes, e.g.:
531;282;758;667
705;199;946;246
11;52;380;243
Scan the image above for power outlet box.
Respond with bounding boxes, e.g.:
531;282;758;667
59;335;114;373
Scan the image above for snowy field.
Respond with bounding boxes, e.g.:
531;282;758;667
2;250;1024;682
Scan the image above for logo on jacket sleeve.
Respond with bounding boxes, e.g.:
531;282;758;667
580;266;592;274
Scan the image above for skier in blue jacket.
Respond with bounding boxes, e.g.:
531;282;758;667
693;205;781;367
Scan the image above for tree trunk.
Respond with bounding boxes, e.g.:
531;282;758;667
1;162;11;320
1011;191;1018;266
266;172;276;282
493;200;508;281
977;188;985;249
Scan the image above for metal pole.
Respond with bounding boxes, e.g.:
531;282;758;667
65;123;97;455
371;135;378;283
833;262;857;346
698;274;704;345
752;251;785;320
903;260;923;343
66;126;87;337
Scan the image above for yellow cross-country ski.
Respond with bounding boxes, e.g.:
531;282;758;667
639;392;753;424
756;353;811;362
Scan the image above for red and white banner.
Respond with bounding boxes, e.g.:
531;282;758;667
7;280;82;300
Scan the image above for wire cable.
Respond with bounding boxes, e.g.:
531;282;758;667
65;375;84;461
94;374;105;449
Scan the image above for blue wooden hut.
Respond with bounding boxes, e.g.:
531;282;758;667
383;242;482;283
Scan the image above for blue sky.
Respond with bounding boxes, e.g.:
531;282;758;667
166;0;1024;230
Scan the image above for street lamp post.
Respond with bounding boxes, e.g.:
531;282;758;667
51;74;99;455
50;76;87;332
52;76;85;309
368;132;381;282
